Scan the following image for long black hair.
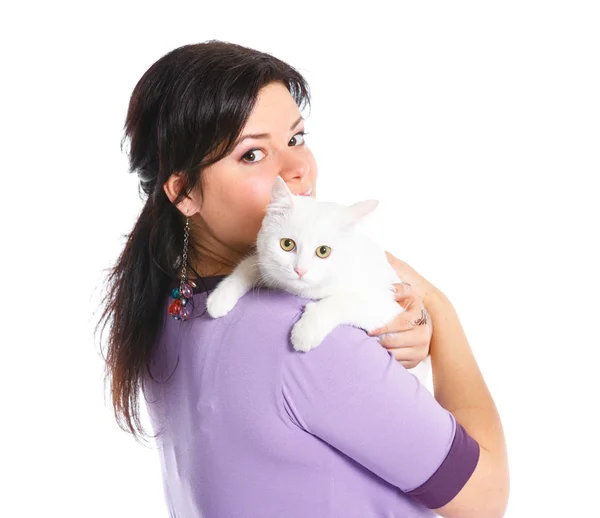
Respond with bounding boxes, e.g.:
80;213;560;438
94;40;311;443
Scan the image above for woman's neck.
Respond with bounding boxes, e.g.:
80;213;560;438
177;258;234;279
182;242;254;279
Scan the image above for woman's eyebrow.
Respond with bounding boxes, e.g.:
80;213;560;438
236;115;304;145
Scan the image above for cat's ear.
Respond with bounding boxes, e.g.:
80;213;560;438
341;200;379;228
270;176;295;205
266;176;294;216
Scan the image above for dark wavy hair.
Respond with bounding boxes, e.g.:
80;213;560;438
94;40;311;443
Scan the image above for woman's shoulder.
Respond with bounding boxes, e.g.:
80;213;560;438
201;288;378;359
235;287;311;317
282;315;392;372
198;286;311;334
169;276;310;321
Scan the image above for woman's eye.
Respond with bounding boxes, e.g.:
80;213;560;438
289;131;309;147
241;149;266;164
240;131;309;164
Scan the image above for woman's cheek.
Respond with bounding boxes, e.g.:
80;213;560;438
236;182;271;230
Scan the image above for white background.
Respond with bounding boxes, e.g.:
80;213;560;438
1;1;598;516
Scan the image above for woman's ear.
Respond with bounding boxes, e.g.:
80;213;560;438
163;173;199;216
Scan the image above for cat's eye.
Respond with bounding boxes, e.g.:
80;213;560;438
315;245;331;258
280;238;296;252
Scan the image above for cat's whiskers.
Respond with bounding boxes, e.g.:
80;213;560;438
259;270;283;289
255;258;290;276
242;260;285;290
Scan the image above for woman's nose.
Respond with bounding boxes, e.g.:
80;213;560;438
279;154;310;183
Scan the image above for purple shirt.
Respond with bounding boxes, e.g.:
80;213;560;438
143;276;480;517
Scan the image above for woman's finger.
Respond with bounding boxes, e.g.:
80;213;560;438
378;326;431;349
392;281;415;304
367;284;421;336
398;359;421;369
383;340;428;363
367;303;425;336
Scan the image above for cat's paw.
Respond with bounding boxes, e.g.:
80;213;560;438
291;303;329;352
206;288;239;318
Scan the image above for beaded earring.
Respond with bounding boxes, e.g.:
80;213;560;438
167;215;194;321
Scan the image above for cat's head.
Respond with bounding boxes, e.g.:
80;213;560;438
256;176;378;296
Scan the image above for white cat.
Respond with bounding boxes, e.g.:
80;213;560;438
206;176;431;384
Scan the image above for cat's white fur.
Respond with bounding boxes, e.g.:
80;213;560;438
206;176;430;384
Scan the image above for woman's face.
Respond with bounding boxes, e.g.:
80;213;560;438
167;81;318;276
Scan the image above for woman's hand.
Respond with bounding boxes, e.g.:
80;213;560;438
366;252;438;368
368;282;433;368
383;251;438;306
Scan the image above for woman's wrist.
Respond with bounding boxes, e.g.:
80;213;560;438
422;284;444;312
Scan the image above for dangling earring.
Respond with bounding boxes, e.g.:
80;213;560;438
168;214;194;321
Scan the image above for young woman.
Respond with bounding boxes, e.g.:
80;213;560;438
97;41;509;517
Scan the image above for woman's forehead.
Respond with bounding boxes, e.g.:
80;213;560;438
241;83;303;134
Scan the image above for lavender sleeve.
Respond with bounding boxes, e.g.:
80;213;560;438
281;318;480;510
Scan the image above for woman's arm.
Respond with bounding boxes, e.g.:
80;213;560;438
427;289;510;518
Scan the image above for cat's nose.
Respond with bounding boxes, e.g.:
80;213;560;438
295;267;308;278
